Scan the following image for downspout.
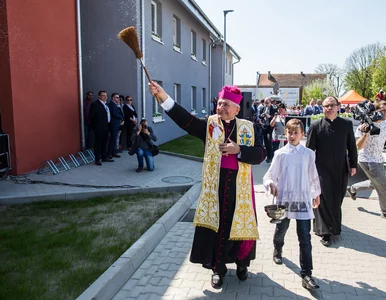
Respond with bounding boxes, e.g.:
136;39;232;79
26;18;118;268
141;0;146;119
76;0;85;150
232;56;240;86
209;37;213;107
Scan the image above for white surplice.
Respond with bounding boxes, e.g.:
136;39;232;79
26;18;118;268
263;143;321;220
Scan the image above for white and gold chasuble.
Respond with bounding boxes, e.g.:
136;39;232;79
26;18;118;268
193;115;259;240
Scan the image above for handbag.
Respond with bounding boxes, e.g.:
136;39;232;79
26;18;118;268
145;138;159;157
128;136;138;156
148;142;159;156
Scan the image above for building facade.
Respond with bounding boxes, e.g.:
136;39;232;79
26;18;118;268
0;0;241;174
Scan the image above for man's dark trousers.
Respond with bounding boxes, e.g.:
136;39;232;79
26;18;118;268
263;125;273;160
108;125;119;156
94;129;109;161
273;218;313;277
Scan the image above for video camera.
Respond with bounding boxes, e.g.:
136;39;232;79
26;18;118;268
354;100;383;135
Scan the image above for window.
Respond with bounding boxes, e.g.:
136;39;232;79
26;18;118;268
229;60;232;76
202;88;206;108
153;80;163;115
151;1;162;38
225;58;228;75
202;39;206;62
173;15;181;48
191;30;196;56
173;83;181;104
191;86;197;110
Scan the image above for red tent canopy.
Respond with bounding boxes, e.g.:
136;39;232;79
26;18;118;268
339;90;366;105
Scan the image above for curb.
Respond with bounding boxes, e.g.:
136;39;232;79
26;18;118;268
76;182;202;300
0;184;194;205
159;150;204;163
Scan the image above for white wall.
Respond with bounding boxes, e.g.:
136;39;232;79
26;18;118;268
239;87;258;99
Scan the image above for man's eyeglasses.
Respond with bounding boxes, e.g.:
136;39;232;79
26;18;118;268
323;104;337;108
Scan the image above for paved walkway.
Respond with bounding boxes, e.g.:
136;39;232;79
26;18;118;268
0;153;203;202
113;192;386;300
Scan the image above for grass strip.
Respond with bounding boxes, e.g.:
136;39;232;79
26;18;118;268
159;134;204;158
0;192;182;300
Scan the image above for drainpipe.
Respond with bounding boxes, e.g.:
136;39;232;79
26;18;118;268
232;56;240;86
76;0;85;150
141;0;146;119
209;37;213;108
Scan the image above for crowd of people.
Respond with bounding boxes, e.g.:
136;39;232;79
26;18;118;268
84;91;157;172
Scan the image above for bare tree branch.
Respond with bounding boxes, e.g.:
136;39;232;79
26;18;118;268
315;63;344;97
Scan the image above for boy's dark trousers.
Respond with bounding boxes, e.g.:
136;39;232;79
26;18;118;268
273;218;313;277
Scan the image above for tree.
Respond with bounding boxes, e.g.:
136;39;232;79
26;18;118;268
301;79;334;106
372;54;386;95
345;43;384;99
315;63;344;97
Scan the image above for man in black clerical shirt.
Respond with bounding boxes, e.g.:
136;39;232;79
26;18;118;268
306;97;357;246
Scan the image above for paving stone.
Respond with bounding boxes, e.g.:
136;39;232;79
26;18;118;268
224;281;250;294
320;292;348;300
157;277;182;287
147;294;174;300
249;286;274;296
179;279;205;289
162;286;190;297
210;291;237;300
235;292;262;300
142;284;168;295
186;288;212;299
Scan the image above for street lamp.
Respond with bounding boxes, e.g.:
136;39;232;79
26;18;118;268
223;9;234;86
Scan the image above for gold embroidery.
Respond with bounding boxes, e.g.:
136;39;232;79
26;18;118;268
193;116;259;240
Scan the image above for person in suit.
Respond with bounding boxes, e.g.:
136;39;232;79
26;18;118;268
89;91;114;165
305;99;322;115
123;96;138;150
107;93;124;159
261;97;276;163
117;95;125;153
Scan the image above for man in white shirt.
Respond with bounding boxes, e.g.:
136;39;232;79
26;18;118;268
347;101;386;219
264;118;320;290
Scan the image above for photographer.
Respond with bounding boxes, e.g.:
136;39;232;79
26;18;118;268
270;103;287;153
131;119;157;173
347;101;386;219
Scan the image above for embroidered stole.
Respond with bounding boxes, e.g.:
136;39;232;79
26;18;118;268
193;115;259;240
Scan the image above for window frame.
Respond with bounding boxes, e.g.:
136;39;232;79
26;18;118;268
191;30;196;56
202;39;206;63
173;83;181;105
191;86;197;110
153;80;163;116
151;1;158;35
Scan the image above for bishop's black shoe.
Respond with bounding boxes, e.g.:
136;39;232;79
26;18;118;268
273;248;283;265
211;273;224;289
302;275;320;290
236;265;248;281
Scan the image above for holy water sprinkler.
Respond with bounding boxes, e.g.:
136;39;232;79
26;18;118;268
118;26;161;103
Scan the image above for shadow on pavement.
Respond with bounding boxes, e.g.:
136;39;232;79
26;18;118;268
357;206;381;217
283;258;386;298
330;225;386;259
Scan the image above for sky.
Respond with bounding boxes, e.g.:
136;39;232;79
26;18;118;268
194;0;386;85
